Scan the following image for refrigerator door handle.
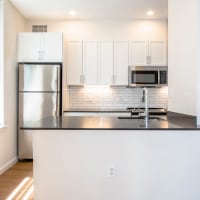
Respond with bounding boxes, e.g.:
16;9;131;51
57;66;59;91
19;64;24;91
54;80;57;91
56;92;60;115
55;65;60;92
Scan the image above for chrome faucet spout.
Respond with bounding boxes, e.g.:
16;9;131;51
140;87;149;119
143;87;148;114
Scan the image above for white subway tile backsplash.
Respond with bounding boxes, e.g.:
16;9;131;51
67;86;168;109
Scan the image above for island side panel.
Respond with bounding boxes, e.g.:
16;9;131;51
32;130;200;200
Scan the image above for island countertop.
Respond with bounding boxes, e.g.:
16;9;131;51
21;112;200;130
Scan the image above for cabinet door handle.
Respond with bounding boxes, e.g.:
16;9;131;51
41;50;44;60
82;75;85;84
80;75;84;84
38;50;44;60
38;51;41;60
146;56;151;64
112;75;116;84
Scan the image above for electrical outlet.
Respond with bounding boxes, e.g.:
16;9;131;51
108;166;115;177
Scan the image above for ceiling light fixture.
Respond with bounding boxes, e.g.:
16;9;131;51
146;10;154;16
69;10;76;16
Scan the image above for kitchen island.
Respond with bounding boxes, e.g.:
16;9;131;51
23;113;200;200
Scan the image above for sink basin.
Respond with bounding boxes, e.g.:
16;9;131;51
118;116;166;121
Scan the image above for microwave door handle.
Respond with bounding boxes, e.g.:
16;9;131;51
158;70;160;85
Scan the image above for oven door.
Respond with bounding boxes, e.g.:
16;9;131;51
129;70;159;86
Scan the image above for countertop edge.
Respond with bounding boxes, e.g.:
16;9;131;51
21;128;200;130
20;113;200;130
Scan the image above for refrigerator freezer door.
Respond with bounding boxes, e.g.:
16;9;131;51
18;92;60;159
19;92;60;125
18;130;33;159
19;64;61;92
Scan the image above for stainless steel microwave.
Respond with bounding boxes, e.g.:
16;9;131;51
128;66;168;87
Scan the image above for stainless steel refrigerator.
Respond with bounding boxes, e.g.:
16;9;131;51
18;63;62;159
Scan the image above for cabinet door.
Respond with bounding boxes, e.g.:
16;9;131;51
18;33;41;62
99;41;114;85
67;41;83;85
83;41;98;85
149;41;166;65
114;41;129;85
42;33;63;62
129;41;148;66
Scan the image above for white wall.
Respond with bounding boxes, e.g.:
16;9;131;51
0;0;27;174
27;19;167;41
168;0;198;116
27;19;168;109
197;1;200;124
0;0;4;125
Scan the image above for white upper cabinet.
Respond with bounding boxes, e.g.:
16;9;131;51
18;33;41;62
129;40;166;66
18;32;63;62
68;40;114;86
99;41;114;85
83;41;98;85
42;33;63;62
129;41;148;66
114;41;129;85
67;41;83;85
149;41;166;65
67;39;166;86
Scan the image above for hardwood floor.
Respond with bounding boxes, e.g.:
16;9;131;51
0;161;33;200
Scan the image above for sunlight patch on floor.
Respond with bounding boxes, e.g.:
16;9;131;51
6;177;34;200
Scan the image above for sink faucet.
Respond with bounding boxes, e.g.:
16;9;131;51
140;87;149;119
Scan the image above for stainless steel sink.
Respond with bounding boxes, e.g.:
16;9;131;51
118;116;167;121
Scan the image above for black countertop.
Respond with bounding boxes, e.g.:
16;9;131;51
21;112;200;130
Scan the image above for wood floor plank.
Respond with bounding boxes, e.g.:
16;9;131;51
0;161;33;200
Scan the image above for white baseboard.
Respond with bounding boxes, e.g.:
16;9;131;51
0;157;17;175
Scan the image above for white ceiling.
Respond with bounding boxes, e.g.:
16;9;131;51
10;0;168;20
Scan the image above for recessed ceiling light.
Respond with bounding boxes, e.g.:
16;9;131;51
69;10;76;16
146;10;154;16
